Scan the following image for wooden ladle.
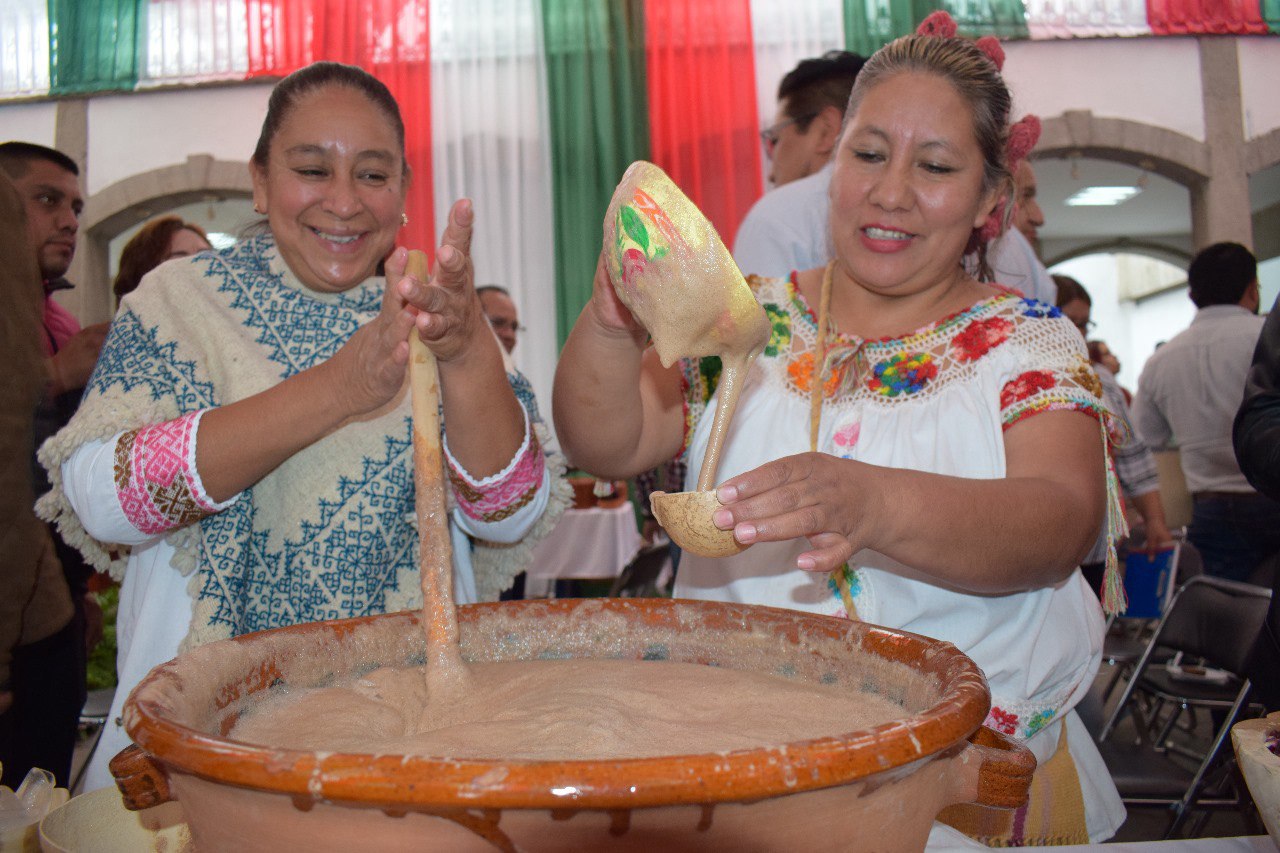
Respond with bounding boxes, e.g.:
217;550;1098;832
603;162;770;558
405;249;469;698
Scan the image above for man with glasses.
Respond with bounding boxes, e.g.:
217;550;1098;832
477;285;521;355
971;157;1057;304
732;51;865;279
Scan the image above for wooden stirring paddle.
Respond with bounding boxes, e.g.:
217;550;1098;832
405;250;470;696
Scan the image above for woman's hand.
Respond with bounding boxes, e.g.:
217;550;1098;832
396;199;490;363
324;246;420;419
711;411;1105;594
587;251;647;343
712;452;872;573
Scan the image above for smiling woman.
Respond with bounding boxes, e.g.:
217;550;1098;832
36;61;569;795
251;82;409;295
555;12;1126;846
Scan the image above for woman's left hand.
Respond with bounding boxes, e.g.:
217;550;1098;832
388;198;490;363
712;452;872;573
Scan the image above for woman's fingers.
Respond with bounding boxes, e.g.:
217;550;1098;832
714;453;865;567
588;251;645;335
717;453;818;505
392;198;489;361
796;532;856;573
438;198;475;268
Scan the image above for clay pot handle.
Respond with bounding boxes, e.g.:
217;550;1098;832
109;744;174;810
966;725;1036;809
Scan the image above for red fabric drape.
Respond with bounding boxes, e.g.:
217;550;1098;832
644;0;762;250
1146;0;1269;34
243;0;435;257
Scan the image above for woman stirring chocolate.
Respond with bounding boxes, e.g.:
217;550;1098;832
555;14;1123;845
39;62;567;792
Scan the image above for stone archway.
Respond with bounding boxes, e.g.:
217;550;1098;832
1034;110;1211;189
69;154;252;323
1045;237;1192;272
1031;40;1255;254
1245;126;1280;176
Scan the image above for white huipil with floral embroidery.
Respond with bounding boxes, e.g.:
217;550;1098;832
675;276;1124;841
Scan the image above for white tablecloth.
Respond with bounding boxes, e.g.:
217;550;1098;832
526;504;644;582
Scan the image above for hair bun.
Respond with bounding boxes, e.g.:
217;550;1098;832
1007;115;1041;169
916;10;958;38
975;36;1005;71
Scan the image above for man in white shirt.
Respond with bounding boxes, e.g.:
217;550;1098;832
1132;242;1279;582
969;160;1057;304
732;51;864;279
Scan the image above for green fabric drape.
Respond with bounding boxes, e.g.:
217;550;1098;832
843;0;1028;55
843;0;925;56
541;0;650;350
945;0;1029;39
1264;0;1280;33
48;0;142;95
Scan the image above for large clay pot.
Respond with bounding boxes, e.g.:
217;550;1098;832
112;598;1033;852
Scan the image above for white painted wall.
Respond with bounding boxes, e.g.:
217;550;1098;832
1003;37;1205;140
1049;253;1196;393
86;84;272;195
0;100;58;147
1239;38;1280;140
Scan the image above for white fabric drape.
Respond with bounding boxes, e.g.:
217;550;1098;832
139;0;250;87
0;0;51;98
1025;0;1151;39
429;0;559;437
747;0;845;188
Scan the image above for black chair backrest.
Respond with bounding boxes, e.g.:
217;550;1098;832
1175;539;1203;586
1153;575;1272;675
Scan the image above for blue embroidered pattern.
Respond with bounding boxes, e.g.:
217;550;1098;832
1019;298;1062;320
96;238;418;636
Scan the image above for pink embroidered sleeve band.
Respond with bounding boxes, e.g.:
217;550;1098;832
445;413;545;523
113;410;236;535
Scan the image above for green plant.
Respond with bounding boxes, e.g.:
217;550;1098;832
86;586;118;690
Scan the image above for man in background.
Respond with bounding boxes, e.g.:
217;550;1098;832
0;169;77;789
0;142;111;785
0;143;108;400
981;159;1057;304
732;51;864;279
477;285;520;355
1133;241;1279;582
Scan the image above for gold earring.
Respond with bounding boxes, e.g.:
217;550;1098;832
401;212;409;226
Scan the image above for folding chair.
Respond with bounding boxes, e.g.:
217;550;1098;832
1095;574;1272;838
1098;530;1198;705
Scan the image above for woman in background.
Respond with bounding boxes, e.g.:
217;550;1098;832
113;216;213;300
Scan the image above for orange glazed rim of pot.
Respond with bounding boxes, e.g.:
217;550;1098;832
123;598;991;811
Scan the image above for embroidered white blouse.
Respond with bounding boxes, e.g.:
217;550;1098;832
675;276;1124;841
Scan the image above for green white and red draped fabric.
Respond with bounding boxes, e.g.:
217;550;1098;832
2;0;1277;370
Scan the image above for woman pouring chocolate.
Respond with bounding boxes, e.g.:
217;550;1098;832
555;13;1124;846
38;62;567;793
